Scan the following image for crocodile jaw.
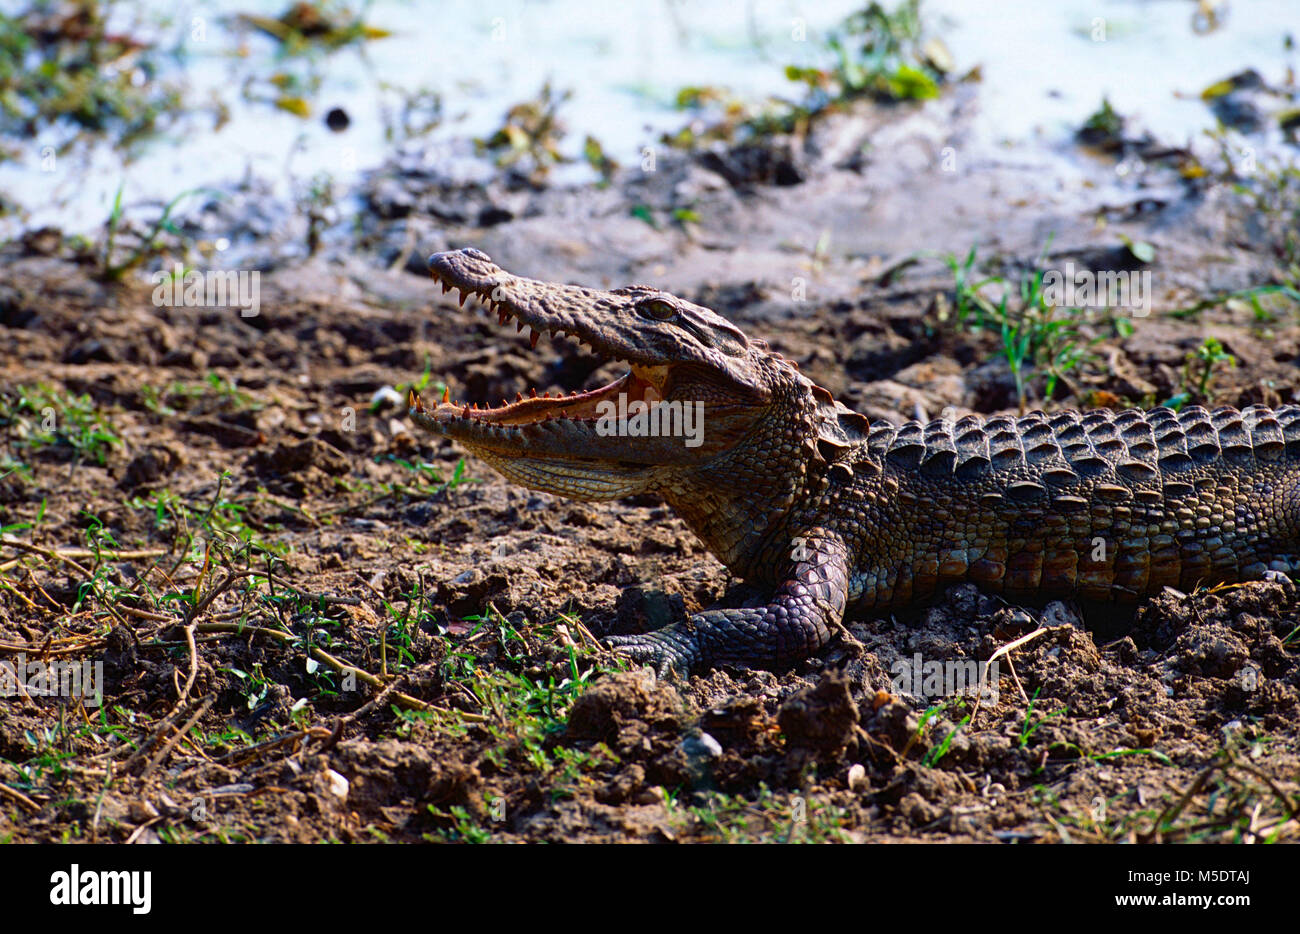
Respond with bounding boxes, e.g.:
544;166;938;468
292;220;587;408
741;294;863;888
411;249;768;496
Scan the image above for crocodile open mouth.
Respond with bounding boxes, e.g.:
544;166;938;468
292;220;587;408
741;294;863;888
411;367;666;427
411;260;669;429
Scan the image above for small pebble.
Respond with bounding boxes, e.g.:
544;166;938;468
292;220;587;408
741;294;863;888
325;770;350;800
370;385;404;410
847;763;868;792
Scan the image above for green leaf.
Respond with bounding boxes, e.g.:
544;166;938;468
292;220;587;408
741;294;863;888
886;64;939;100
1121;236;1155;264
630;204;658;229
274;96;311;118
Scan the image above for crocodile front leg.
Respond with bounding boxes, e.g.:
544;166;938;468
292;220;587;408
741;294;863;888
606;534;851;676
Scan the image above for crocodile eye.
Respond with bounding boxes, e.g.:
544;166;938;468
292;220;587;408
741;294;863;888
638;299;676;321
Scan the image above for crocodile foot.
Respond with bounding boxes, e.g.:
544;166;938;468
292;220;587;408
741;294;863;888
604;626;701;678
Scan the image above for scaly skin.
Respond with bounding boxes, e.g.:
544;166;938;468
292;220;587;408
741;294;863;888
411;248;1300;675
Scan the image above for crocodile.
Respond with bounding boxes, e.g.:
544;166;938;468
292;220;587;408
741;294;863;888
411;247;1300;676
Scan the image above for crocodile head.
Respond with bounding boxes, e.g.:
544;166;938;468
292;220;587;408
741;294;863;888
412;249;863;566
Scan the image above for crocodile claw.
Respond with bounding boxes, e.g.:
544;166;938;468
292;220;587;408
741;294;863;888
604;629;701;679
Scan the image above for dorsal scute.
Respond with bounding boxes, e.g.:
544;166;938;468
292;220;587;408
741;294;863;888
852;402;1300;479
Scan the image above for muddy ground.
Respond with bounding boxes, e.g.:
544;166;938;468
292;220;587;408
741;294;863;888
1;96;1299;843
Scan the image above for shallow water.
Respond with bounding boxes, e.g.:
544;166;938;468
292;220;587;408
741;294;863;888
936;0;1295;145
0;0;1294;240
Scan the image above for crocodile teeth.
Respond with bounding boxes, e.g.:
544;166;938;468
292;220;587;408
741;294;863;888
530;329;540;349
516;320;525;333
442;386;450;403
498;309;509;325
458;290;470;308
